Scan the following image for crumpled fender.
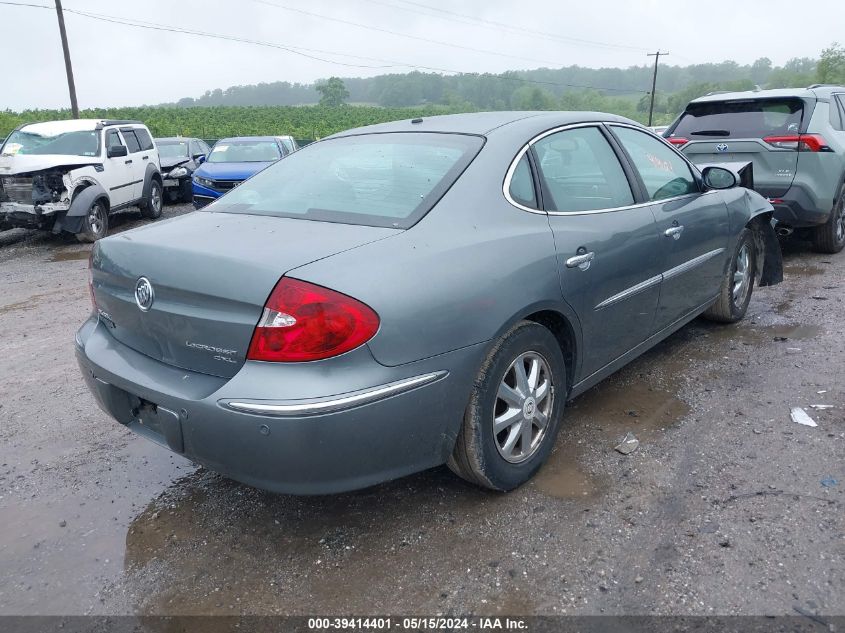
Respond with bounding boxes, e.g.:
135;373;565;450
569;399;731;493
748;212;783;287
53;182;109;234
721;186;782;287
141;162;162;200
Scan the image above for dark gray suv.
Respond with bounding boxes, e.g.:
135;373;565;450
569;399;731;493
665;85;845;253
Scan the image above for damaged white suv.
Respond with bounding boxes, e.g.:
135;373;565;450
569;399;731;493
0;119;163;242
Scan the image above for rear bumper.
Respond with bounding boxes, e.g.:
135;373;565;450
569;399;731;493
75;316;483;494
771;182;833;228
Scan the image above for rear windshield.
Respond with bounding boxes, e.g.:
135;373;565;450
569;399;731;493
208;140;281;163
671;98;805;139
208;132;484;229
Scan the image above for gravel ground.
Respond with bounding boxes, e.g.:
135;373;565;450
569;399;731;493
0;208;842;618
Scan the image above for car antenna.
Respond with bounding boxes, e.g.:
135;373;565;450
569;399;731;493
411;118;423;124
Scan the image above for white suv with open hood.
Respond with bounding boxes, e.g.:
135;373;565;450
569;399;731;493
0;119;163;242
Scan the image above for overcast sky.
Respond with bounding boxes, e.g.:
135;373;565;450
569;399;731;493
2;0;843;111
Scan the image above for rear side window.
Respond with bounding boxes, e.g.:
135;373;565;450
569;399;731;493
134;128;154;151
120;129;141;153
671;98;805;139
832;95;845;131
533;126;634;212
508;154;538;208
212;132;484;229
612;126;698;201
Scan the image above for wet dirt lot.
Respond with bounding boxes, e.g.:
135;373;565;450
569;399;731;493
0;207;842;618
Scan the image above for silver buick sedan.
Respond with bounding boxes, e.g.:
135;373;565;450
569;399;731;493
76;112;782;494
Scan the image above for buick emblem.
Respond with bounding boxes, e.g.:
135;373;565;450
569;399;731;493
134;277;154;312
715;143;729;153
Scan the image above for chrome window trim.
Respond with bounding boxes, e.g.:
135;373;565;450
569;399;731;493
222;371;448;417
502;121;715;216
595;247;726;310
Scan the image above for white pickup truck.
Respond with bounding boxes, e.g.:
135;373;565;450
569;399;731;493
0;119;163;242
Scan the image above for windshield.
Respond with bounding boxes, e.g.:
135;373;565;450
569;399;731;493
671;98;805;139
207;140;281;163
207;132;484;229
157;141;189;158
1;128;100;157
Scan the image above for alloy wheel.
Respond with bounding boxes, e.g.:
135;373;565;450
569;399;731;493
732;243;751;305
88;203;105;237
151;183;162;214
493;351;554;463
835;199;845;244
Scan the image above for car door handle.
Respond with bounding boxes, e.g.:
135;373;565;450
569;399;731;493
565;252;595;270
664;225;684;239
124;159;133;165
142;155;149;160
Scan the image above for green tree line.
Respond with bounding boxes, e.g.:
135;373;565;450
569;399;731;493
2;45;843;140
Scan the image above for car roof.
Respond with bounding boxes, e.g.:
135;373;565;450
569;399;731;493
216;136;279;143
690;85;845;105
15;119;149;135
328;111;640;139
156;137;200;142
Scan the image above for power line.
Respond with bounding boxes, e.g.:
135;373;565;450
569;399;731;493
0;0;647;94
250;0;591;69
371;0;651;53
0;1;396;68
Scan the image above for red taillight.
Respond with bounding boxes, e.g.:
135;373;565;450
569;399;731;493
667;137;689;146
763;134;831;152
247;278;379;362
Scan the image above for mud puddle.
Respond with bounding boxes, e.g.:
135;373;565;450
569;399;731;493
782;264;825;277
49;249;90;262
0;438;191;614
532;374;690;501
690;322;823;347
531;444;605;500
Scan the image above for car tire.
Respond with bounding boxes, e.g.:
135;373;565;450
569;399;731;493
811;183;845;254
180;179;193;203
139;179;163;219
75;200;109;243
165;188;179;204
703;228;756;323
447;320;566;491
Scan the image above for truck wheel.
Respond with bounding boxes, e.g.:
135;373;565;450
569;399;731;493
447;321;566;491
703;228;756;323
811;184;845;254
140;179;163;219
76;200;109;243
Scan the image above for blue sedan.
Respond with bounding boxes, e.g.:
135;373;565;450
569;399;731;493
192;136;288;208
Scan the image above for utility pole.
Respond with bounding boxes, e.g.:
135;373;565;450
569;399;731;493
646;51;668;127
54;0;79;118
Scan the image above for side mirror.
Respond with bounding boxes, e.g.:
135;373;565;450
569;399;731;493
107;145;128;158
702;166;737;190
194;154;206;164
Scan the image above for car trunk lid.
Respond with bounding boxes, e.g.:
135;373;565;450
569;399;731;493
91;211;398;378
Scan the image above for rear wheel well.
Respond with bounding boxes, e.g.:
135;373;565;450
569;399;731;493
524;310;576;396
